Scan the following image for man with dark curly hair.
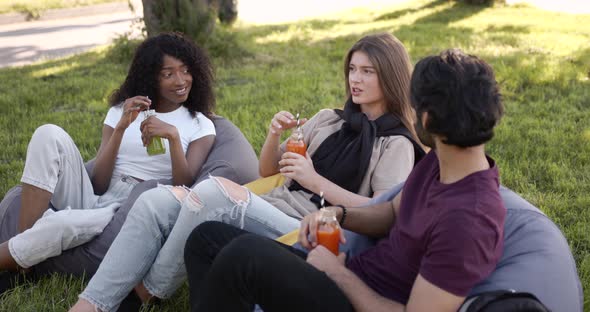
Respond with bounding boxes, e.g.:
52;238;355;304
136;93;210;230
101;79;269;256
181;48;507;312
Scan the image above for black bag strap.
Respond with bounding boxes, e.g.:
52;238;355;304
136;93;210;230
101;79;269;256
462;290;551;312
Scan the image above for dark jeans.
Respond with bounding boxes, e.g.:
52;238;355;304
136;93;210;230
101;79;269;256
184;221;354;312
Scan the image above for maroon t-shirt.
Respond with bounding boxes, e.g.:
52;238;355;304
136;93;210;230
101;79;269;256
347;151;505;304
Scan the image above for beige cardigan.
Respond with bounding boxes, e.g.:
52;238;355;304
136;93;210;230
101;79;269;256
260;109;415;219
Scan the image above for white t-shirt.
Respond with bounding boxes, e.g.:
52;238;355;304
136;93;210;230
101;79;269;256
104;105;216;181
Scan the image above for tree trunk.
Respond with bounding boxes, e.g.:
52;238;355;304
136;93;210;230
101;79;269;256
141;0;161;37
214;0;238;24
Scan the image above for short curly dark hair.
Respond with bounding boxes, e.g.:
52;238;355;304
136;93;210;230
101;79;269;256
410;49;503;147
109;32;215;117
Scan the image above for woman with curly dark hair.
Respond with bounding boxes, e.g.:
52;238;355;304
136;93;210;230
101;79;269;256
110;32;215;120
0;32;216;277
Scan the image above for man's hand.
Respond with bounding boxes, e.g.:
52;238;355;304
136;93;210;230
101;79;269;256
299;208;346;250
307;245;347;277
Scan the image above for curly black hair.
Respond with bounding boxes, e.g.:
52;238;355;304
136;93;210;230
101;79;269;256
109;32;215;117
410;49;503;147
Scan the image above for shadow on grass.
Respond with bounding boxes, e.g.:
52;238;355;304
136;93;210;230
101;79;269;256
227;1;491;71
485;25;530;33
374;0;447;21
572;46;590;80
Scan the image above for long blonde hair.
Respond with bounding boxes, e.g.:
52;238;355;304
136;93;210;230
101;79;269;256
344;33;420;145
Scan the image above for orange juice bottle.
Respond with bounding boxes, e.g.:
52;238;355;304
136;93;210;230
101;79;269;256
286;128;306;156
286;114;306;156
316;208;341;255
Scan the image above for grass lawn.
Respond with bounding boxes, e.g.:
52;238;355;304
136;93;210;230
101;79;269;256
0;0;123;15
0;0;589;310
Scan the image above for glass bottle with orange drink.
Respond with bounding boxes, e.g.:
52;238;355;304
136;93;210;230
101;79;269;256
316;208;341;255
285;113;306;156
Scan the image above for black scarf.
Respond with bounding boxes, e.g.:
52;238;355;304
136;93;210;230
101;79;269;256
288;98;424;206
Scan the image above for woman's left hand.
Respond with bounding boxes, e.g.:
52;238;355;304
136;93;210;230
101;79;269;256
278;152;318;189
140;116;178;146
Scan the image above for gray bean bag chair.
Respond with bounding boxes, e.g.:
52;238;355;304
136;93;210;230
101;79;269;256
345;183;583;312
0;116;260;278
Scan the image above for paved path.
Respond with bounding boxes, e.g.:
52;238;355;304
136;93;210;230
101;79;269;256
0;1;142;68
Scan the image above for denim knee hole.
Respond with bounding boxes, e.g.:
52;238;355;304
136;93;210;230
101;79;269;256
158;184;190;204
209;176;251;229
183;188;204;213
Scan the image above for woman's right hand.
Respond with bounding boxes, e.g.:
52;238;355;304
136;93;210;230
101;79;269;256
269;111;307;137
116;96;151;130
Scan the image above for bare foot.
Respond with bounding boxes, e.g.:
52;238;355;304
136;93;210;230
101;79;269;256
69;298;100;312
134;282;154;303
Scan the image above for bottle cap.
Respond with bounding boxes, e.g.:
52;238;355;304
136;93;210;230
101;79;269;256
143;109;156;119
318;208;339;227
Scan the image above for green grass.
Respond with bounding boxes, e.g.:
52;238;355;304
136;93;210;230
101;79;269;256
0;0;589;310
0;0;123;15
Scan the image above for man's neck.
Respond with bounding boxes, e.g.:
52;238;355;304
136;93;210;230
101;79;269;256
435;143;490;184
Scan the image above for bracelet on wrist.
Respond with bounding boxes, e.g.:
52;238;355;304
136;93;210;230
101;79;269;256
335;204;347;225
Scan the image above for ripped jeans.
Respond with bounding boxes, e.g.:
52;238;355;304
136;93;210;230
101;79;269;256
80;177;300;312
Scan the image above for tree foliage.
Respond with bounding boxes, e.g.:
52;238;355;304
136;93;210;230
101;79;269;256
142;0;238;44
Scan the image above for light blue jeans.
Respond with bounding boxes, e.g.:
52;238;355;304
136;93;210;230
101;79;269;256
9;124;138;269
80;177;300;312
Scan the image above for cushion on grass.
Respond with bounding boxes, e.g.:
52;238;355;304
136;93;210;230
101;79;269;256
358;183;583;312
